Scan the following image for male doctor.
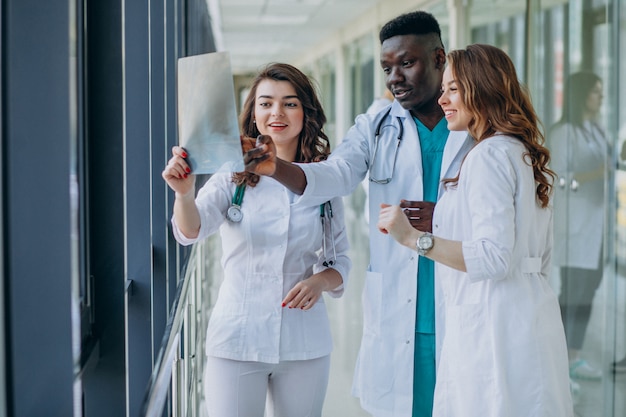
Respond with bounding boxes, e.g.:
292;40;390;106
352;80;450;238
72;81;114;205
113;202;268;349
245;11;473;417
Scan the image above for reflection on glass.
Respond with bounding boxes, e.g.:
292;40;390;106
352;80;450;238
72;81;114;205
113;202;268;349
550;71;609;409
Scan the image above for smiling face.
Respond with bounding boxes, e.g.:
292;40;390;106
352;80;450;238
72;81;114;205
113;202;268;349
253;79;304;161
380;34;445;120
438;66;472;131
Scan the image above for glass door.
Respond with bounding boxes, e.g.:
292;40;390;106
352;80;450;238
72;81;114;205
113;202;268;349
469;0;620;413
542;0;618;415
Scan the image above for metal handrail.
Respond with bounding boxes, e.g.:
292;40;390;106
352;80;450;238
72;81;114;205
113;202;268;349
140;240;210;417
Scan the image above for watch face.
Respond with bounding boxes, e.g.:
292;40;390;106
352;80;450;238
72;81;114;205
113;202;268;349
419;234;433;250
227;205;243;222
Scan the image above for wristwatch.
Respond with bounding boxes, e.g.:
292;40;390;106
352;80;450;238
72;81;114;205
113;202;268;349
417;232;434;256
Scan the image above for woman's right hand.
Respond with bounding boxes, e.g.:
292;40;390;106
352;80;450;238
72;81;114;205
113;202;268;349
377;203;420;248
162;146;195;196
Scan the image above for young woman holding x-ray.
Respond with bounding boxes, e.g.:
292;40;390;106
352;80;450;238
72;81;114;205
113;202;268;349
162;63;350;417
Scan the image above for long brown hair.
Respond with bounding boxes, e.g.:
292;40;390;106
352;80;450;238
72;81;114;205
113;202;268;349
444;44;555;208
233;63;330;186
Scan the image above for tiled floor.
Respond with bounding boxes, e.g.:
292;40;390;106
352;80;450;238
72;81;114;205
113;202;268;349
564;268;626;417
322;191;370;416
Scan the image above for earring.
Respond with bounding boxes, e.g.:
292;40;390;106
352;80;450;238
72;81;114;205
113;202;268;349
253;120;256;124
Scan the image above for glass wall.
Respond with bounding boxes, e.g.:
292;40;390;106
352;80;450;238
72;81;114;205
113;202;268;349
450;0;622;414
312;53;338;144
460;0;621;414
345;34;376;122
302;1;625;415
613;0;626;412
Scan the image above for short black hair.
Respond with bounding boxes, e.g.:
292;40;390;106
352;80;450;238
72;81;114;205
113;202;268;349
379;10;443;45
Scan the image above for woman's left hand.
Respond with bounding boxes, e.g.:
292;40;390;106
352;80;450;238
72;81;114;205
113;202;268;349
282;275;326;310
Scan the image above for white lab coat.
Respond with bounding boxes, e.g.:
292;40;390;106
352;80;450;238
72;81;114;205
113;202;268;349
172;172;351;363
297;101;474;417
432;135;573;417
549;121;607;269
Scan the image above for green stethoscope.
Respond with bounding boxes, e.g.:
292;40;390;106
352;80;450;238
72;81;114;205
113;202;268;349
226;183;246;223
227;183;336;266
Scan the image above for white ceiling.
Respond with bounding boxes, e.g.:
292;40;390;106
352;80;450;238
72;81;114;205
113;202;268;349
206;0;535;75
207;0;385;75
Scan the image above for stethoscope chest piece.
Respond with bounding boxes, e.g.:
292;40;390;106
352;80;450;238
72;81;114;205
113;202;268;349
227;184;246;223
226;205;243;222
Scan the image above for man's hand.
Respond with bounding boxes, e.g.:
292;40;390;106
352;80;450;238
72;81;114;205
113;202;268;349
399;200;435;233
240;136;257;153
243;134;307;194
243;134;277;176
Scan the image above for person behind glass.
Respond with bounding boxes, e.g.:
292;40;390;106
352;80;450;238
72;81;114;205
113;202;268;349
549;71;608;381
377;44;574;417
161;63;351;417
243;11;474;417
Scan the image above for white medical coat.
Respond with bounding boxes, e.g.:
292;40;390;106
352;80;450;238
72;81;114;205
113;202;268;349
550;122;607;269
172;172;351;363
432;135;573;417
297;101;474;416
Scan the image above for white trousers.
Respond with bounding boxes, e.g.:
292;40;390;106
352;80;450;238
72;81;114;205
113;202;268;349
203;355;331;417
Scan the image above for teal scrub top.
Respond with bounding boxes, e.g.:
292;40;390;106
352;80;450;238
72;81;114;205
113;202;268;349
414;117;449;334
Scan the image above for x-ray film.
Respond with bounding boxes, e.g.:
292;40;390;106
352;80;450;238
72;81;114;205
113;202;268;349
177;51;243;174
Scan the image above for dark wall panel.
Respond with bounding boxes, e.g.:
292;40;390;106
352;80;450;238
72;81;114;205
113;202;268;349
82;0;126;415
2;0;75;415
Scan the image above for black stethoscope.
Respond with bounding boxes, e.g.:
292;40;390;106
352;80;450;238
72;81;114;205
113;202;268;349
369;107;404;184
227;184;336;267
